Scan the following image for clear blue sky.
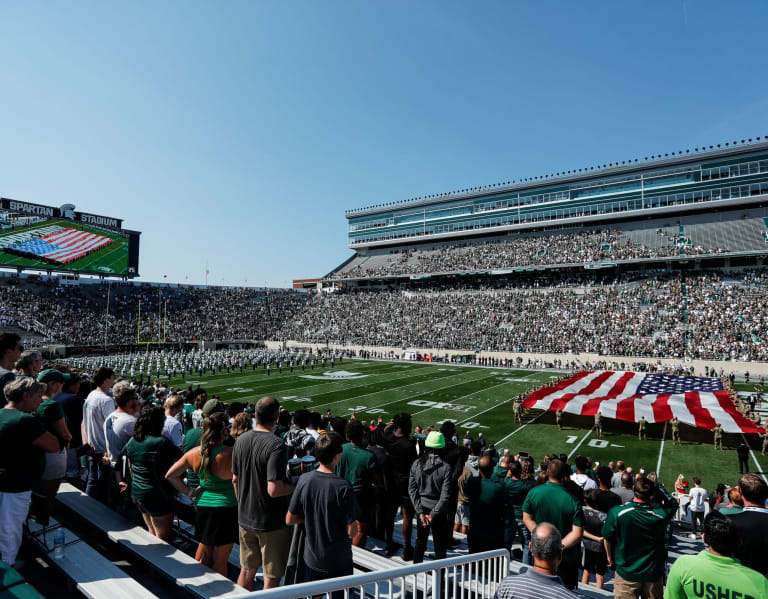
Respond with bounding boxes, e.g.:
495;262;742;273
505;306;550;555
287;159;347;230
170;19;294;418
1;2;767;287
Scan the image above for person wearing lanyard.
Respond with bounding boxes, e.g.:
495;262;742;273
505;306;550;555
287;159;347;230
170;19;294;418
725;473;768;576
167;412;237;576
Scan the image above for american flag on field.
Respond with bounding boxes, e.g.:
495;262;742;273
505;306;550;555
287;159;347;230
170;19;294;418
522;371;765;434
8;228;113;265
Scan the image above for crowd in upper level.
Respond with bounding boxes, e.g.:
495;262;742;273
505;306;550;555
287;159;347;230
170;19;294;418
335;229;730;279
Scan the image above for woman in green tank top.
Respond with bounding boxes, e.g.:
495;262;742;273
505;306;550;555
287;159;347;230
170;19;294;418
166;412;237;575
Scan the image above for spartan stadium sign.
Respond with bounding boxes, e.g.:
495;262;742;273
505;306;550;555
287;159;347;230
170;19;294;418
1;198;123;229
300;370;369;380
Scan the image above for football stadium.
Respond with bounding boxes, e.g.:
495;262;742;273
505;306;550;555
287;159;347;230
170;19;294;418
3;6;768;599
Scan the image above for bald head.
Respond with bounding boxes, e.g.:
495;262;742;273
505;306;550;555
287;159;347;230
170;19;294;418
531;523;562;562
621;471;634;489
478;456;493;478
256;396;279;426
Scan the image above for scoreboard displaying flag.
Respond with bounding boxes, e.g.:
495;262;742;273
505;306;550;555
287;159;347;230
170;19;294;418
8;228;114;264
0;199;140;277
522;370;764;434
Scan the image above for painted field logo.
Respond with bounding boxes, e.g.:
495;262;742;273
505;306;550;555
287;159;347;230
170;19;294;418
300;370;368;381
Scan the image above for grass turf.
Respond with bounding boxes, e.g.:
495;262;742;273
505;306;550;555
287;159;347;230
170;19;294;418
162;360;767;491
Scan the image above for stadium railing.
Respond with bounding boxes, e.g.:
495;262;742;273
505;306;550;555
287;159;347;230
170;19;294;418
234;549;509;599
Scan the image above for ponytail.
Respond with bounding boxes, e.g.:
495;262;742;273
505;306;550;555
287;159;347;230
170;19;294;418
200;412;228;481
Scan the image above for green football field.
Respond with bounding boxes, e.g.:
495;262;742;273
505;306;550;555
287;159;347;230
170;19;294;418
164;359;768;491
0;220;129;274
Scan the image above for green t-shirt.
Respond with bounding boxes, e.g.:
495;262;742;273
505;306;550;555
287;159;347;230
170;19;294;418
465;477;505;537
336;443;378;492
491;465;508;484
125;435;180;505
522;481;584;563
504;478;534;524
602;500;677;582
664;550;768;599
36;398;66;447
0;409;46;492
183;427;202;490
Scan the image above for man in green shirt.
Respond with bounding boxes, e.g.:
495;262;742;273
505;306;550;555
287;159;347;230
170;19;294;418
522;459;583;590
602;477;677;599
464;456;504;554
664;511;768;599
337;419;380;547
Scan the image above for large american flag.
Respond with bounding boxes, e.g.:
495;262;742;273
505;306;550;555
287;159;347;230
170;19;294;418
8;228;113;265
522;371;764;434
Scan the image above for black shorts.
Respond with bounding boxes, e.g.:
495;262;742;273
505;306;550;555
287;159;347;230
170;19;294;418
134;496;174;518
393;479;414;513
355;489;375;525
196;506;238;546
582;548;607;576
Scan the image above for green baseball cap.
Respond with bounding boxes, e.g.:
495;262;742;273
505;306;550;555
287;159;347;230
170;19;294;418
425;431;445;449
37;369;65;383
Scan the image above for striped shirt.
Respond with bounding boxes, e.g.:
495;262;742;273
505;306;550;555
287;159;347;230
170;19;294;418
494;569;577;599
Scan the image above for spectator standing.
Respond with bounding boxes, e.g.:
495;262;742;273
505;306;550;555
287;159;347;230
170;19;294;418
595;466;621;513
367;428;400;556
82;367;116;501
465;456;505;553
54;373;84;484
0;378;58;566
104;385;140;466
0;333;21;408
123;406;181;542
571;455;597;491
602;477;677;599
611;461;626;488
455;441;482;535
35;369;72;510
664;511;768;599
284;408;315;458
727;473;768;576
336;419;379;547
522;460;584;590
504;459;534;564
688;478;707;538
231;396;294;591
183;399;225;493
383;413;418;560
166;412;237;576
15;351;42;378
286;433;360;584
408;431;453;563
612;472;635;504
493;523;578;599
581;489;608;590
162;394;184;448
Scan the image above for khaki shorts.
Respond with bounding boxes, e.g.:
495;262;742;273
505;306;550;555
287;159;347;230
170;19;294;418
613;573;663;599
238;526;292;579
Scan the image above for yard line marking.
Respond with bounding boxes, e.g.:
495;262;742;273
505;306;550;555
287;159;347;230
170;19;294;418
656;422;667;476
741;433;768;485
342;370;500;415
494;411;546;447
567;428;594;459
409;381;514;417
236;365;446;404
458;395;518;421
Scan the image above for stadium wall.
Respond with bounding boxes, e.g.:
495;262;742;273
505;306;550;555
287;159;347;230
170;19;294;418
264;340;768;376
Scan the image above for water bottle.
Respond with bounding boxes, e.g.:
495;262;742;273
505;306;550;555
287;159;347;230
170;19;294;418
53;531;65;559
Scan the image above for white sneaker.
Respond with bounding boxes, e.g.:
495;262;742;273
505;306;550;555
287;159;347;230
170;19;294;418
688;534;697;540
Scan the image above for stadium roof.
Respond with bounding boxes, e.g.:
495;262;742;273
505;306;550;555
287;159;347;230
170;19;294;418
345;136;768;219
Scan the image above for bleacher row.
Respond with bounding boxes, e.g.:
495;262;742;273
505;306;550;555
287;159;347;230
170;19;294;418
330;209;768;279
19;483;707;599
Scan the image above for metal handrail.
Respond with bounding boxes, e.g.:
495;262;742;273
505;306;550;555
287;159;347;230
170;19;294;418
232;548;509;599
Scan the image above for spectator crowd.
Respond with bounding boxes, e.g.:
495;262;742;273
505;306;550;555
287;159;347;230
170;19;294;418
281;270;768;361
1;340;767;599
334;228;729;279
